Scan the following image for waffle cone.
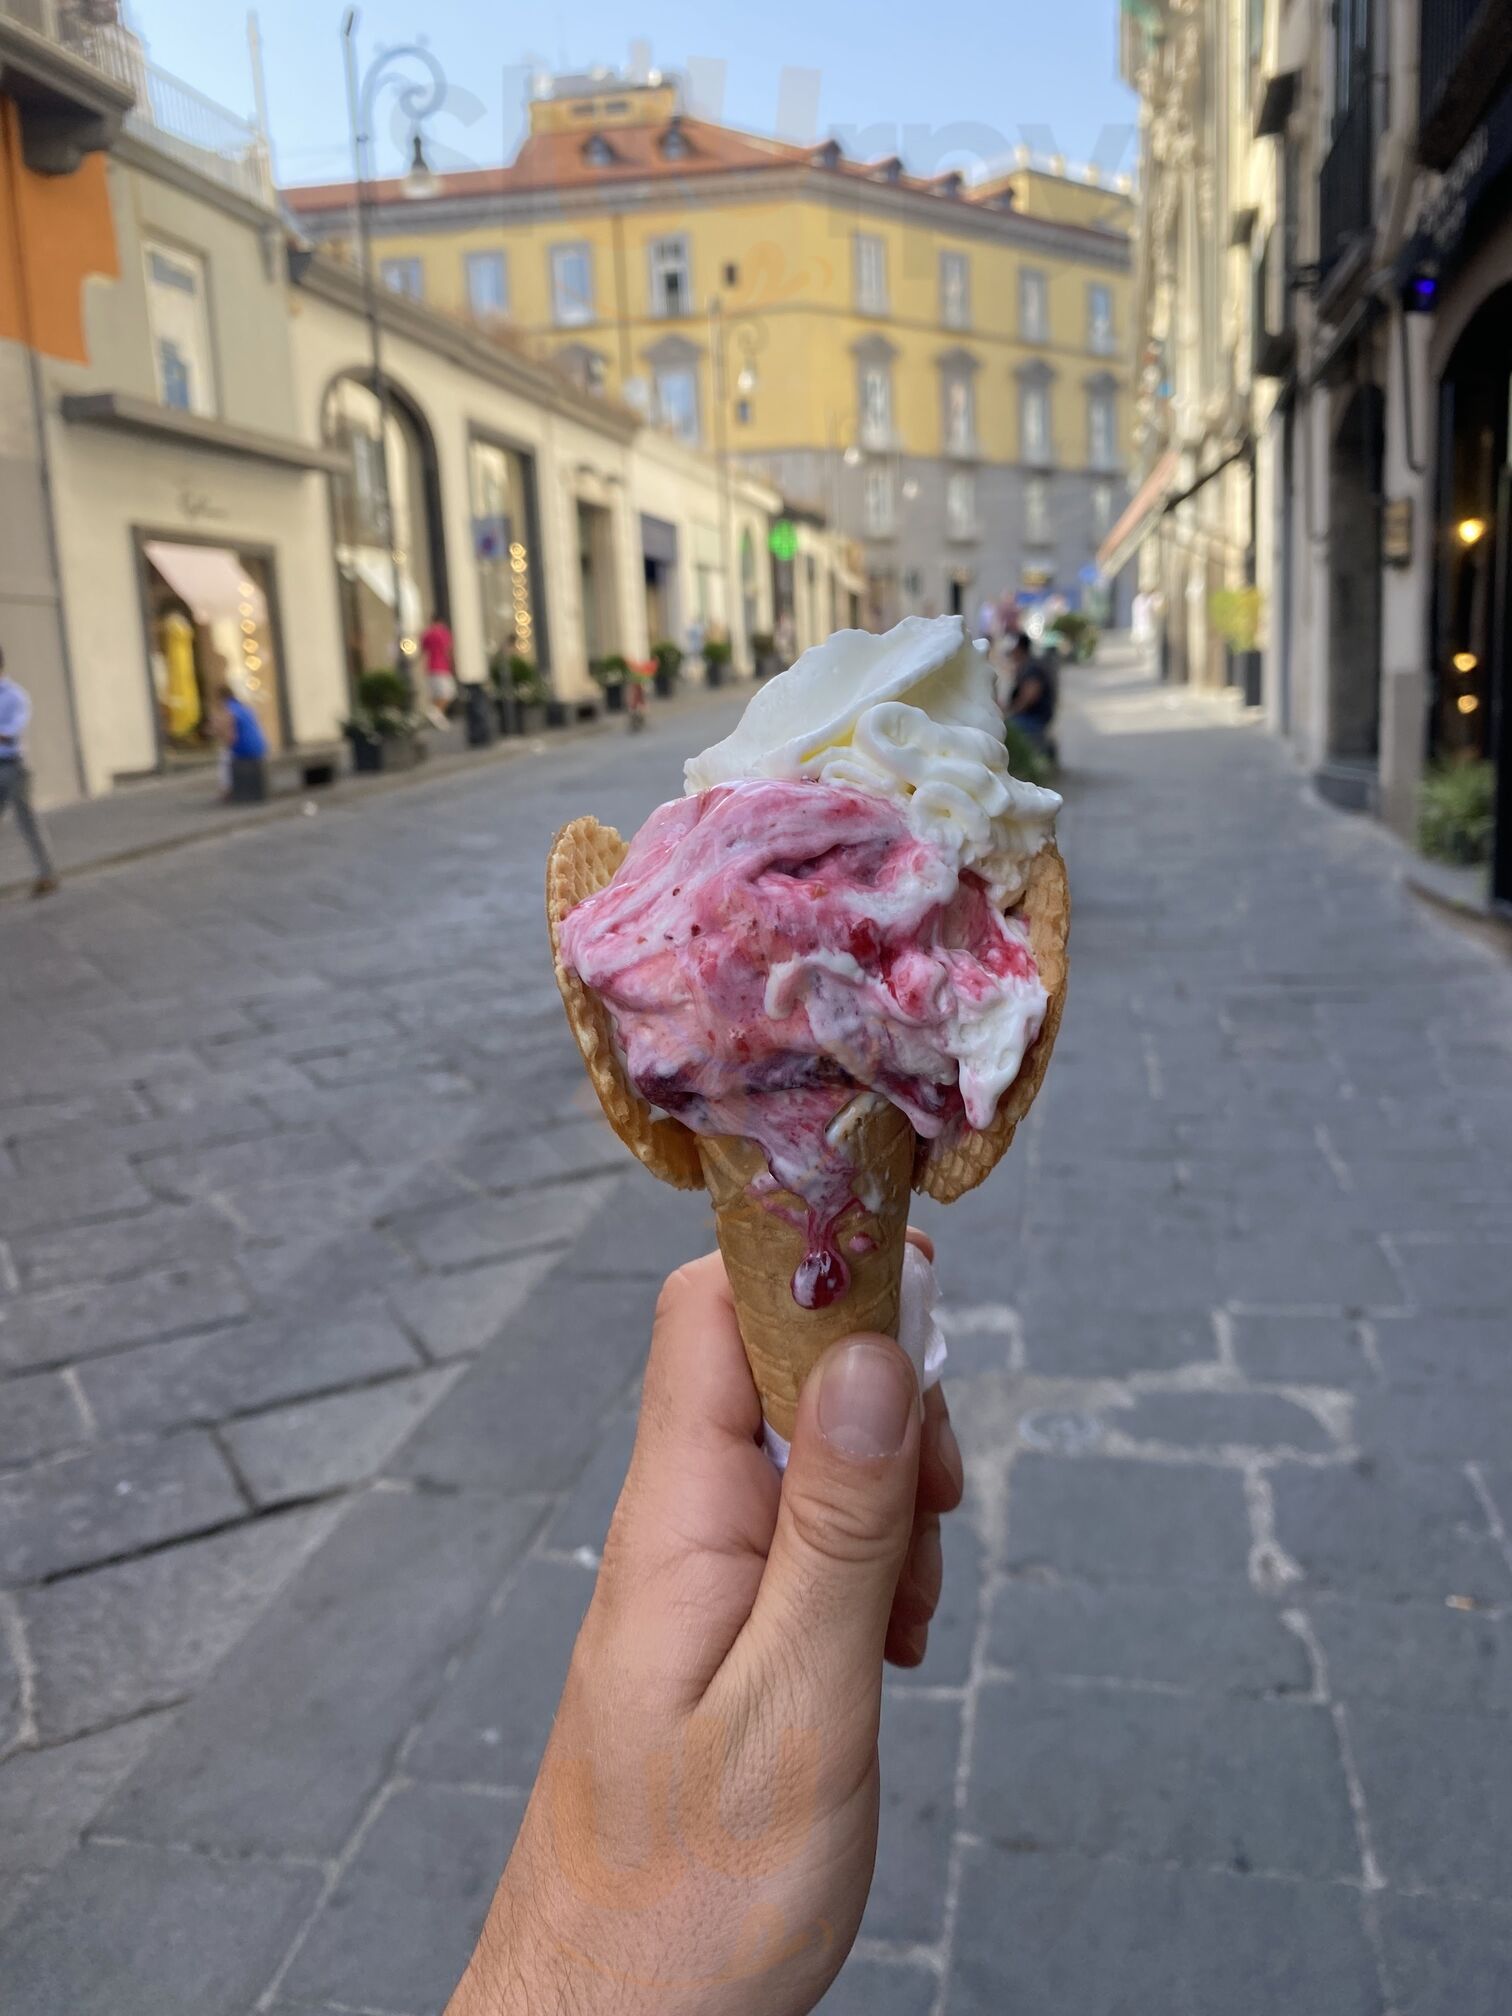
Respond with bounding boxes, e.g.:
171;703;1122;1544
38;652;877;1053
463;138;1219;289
698;1098;915;1441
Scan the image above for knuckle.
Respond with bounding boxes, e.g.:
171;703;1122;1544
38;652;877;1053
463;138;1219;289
784;1473;897;1568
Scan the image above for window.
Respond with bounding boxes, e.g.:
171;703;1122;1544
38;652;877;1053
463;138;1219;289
940;251;970;329
550;244;595;326
859;361;893;449
145;241;216;416
464;250;508;320
1088;283;1114;354
946;470;977;539
583;133;616;166
655;364;700;444
649;236;692;318
380;257;423;300
1022;383;1053;465
1092;481;1115;539
863;465;895;536
855;233;888;313
1020;268;1049;341
1089;390;1118;470
1025;476;1051;546
944;375;975;456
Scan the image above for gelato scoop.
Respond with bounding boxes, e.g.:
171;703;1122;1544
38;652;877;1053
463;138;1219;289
547;613;1069;1440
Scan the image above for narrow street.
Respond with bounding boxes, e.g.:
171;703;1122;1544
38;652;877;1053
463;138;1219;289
2;648;1511;2014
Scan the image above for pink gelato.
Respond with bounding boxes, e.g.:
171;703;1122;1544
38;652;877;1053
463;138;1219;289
557;777;1049;1308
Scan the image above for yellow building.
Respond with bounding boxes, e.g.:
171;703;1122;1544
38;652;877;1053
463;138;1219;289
286;73;1136;626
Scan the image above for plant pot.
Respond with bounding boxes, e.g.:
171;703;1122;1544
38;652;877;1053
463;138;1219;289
755;651;780;681
349;733;384;774
1235;649;1262;708
654;666;676;700
519;702;548;735
604;681;625;712
382;732;423;772
545;698;569;730
704;658;725;689
463;684;497;747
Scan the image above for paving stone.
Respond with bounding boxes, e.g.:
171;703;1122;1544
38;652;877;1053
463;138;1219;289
966;1682;1357;1877
1348;1701;1512;1897
569;1175;717;1281
1270;1461;1511;1602
0;1432;243;1582
0;1264;251;1373
102;1485;540;1857
220;1369;462;1505
1390;1237;1512;1314
0;1616;23;1752
387;1251;563;1362
1019;1307;1215;1377
0;1160;153;1236
0;1368;88;1465
20;1505;345;1742
385;1177;617;1271
1218;1232;1403;1310
1371;1315;1512;1388
544;1409;637;1556
449;1114;631;1193
987;1580;1311;1694
78;1302;422;1436
283;1782;520;2014
6;1205;242;1293
861;1691;962;1944
1021;1228;1222;1315
408;1557;594;1789
949;1843;1382;2016
1004;1453;1252;1586
0;1839;319;2016
1307;1595;1512;1718
1352;1384;1512;1464
0;1715;173;1875
1229;1312;1374;1384
135;1127;358;1201
1111;1389;1335;1453
394;1271;653;1494
817;1958;937;2015
1379;1891;1512;2016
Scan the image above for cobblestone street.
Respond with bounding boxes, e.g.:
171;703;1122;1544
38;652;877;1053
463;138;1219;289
2;652;1511;2014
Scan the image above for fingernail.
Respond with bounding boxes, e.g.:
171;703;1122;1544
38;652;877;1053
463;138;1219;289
817;1340;916;1459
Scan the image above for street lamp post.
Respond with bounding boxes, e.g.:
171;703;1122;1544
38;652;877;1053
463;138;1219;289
341;11;444;686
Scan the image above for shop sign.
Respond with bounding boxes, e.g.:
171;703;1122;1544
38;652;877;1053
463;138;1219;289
1422;86;1512;264
1383;497;1414;569
768;519;799;561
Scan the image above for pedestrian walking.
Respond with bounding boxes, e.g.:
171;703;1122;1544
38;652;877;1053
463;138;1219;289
419;612;457;729
213;681;267;800
0;646;59;897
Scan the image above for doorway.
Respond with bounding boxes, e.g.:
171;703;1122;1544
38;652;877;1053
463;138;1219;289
137;537;288;763
578;500;618;666
1326;382;1385;767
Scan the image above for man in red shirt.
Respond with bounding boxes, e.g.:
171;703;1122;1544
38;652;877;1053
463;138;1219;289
419;612;456;728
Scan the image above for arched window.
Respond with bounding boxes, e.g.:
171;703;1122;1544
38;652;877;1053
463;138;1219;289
323;375;448;687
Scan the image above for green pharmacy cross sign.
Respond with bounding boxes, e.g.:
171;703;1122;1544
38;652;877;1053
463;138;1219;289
768;519;799;562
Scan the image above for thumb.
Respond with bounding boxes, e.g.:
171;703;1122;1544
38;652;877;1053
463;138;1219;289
745;1336;921;1713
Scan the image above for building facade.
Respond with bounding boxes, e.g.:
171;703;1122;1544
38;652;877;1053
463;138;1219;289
0;17;829;811
1117;0;1512;914
284;71;1138;631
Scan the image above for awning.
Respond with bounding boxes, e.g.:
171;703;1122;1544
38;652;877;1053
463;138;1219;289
640;514;678;564
1097;449;1179;577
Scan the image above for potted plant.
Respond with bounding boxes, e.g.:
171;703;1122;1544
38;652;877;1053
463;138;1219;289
502;653;547;735
1418;759;1495;865
751;630;780;680
1048;610;1100;663
703;636;733;689
343;668;426;774
650;640;682;699
592;653;631;713
1209;586;1263;705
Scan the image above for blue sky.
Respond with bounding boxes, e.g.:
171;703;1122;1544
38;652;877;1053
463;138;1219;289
127;1;1137;191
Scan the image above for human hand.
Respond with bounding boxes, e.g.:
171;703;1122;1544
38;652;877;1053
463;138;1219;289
447;1237;964;2016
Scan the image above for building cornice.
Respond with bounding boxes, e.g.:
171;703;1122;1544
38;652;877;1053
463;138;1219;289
113;132;279;231
287;163;1133;269
294;253;642;443
59;392;349;474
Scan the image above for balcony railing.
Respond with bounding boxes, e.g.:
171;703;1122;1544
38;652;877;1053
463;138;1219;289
0;0;273;206
1419;0;1512;169
1317;89;1374;284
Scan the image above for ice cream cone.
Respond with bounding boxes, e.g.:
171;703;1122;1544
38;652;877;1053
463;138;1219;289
697;1097;916;1443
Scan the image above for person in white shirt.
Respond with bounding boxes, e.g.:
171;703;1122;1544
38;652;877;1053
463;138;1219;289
0;646;59;897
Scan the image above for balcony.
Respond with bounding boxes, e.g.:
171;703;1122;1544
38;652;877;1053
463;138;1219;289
1419;0;1512;170
1317;89;1374;293
0;0;272;204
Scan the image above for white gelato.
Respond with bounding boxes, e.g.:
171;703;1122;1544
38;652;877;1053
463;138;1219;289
685;614;1061;904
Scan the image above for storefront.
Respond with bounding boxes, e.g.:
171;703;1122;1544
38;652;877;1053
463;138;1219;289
135;535;289;761
470;433;547;678
641;514;679;650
